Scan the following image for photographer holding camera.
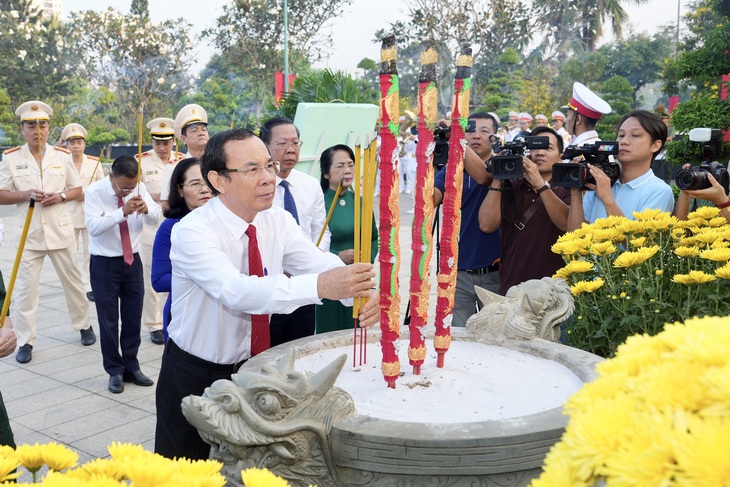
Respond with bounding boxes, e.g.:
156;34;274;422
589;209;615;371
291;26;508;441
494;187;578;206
433;112;501;326
478;127;570;295
567;110;675;231
674;128;730;222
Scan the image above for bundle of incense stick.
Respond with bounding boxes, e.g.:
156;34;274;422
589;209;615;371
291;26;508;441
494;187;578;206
433;43;473;369
408;41;439;375
377;33;402;389
352;136;378;367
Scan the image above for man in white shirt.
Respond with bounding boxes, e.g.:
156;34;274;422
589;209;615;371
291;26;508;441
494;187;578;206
154;128;378;460
551;110;572;147
259;117;330;347
564;82;612;148
85;156;162;394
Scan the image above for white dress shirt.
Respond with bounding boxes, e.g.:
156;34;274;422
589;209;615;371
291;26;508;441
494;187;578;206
168;198;344;364
568;130;601;148
84;177;162;257
275;168;331;251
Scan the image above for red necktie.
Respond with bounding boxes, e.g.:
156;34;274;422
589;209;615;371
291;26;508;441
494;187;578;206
118;196;134;265
245;224;270;355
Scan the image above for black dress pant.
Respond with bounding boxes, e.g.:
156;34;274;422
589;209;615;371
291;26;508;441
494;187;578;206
154;340;245;460
90;254;143;376
269;303;315;347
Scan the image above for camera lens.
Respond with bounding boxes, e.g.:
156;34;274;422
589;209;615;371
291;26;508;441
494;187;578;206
676;169;709;190
503;160;517;174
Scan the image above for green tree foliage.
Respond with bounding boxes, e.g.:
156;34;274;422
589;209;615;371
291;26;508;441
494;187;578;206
481;49;524;120
380;0;532;113
0;0;77;112
597;75;634;139
665;92;730;164
278;69;378;121
518;66;556;118
531;0;650;54
663;0;730;165
68;7;194;143
203;0;351;121
0;88;17;146
598;32;673;106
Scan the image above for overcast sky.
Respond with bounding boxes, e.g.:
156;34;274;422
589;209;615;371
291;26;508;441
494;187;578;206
62;0;687;76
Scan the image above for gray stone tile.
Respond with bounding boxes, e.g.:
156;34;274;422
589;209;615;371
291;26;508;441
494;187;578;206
1;376;65;403
37;404;150;444
11;393;122;431
70;414;156;458
5;384;88;418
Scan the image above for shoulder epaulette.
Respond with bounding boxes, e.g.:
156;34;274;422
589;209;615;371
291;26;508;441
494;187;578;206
136;151;151;159
2;146;20;155
54;146;71;154
87;155;99;161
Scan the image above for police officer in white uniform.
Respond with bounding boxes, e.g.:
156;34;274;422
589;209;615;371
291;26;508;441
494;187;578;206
135;118;172;344
0;101;95;364
551;110;572;147
564;82;612;148
61;123;104;302
159;104;209;210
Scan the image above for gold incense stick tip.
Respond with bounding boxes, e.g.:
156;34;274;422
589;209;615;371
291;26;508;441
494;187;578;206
456;54;473;68
420;48;438;65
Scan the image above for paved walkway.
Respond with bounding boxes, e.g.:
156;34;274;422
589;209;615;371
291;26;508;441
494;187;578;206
0;191;434;464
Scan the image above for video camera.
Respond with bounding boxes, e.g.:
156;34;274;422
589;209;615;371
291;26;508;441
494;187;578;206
551;141;620;190
432;119;476;171
675;128;729;193
489;135;550;180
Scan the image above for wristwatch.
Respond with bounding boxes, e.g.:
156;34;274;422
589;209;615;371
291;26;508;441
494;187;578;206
536;181;551;195
60;192;67;202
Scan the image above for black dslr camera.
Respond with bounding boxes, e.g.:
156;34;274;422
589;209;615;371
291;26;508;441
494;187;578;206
489;135;550;180
432;119;476;171
552;141;620;190
675;128;729;193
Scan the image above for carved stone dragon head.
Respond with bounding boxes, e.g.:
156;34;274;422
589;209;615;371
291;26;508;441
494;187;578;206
465;277;574;342
181;348;354;487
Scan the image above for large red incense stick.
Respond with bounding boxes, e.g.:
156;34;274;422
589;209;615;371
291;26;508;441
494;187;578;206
433;43;473;368
378;34;401;389
408;41;438;375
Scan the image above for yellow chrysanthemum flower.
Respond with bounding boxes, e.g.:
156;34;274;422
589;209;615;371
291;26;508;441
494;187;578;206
715;264;730;280
700;247;730;262
41;442;79;472
75;458;126;481
612;247;657;268
241;467;292;487
693;229;723;244
672;270;717;284
591;215;623;229
107;442;146;461
674;245;701;257
617;218;644;234
644;216;675;232
673;415;730;487
632;208;668;221
571;278;605;296
592;228;623;243
553;260;595;279
174;458;224;480
123;453;176;487
0;455;20;483
688;205;721;220
16;443;46;472
590;241;617;256
710;239;730;249
709;216;728;228
629;236;646;247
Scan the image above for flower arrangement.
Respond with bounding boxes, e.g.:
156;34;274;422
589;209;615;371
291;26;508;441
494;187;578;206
552;207;730;357
0;442;225;486
530;314;730;486
0;442;313;487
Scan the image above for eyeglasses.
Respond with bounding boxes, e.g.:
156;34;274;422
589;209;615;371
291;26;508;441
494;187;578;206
111;176;135;194
273;140;303;150
217;161;281;179
180;180;211;191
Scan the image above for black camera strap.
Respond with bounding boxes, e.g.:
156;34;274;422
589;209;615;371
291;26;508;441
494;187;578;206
501;180;544;235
